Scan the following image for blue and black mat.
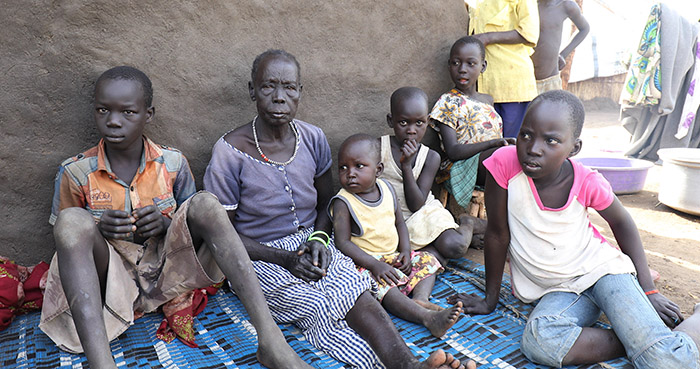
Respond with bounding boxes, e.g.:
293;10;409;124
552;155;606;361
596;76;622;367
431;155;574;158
0;259;633;368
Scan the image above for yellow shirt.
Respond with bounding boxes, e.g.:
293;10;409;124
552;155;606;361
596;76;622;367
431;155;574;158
467;0;539;103
331;179;399;256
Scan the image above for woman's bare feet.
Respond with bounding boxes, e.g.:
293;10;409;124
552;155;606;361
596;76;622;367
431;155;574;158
424;301;463;337
414;298;444;312
419;349;474;369
256;336;313;369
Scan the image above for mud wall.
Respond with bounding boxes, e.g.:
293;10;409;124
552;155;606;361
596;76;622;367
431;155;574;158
0;1;468;264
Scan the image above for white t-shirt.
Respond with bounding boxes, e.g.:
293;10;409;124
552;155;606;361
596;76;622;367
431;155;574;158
484;146;636;303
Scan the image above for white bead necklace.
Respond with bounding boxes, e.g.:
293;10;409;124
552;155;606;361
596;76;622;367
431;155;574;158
251;116;300;166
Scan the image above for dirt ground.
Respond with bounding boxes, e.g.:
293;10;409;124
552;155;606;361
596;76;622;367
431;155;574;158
464;103;700;317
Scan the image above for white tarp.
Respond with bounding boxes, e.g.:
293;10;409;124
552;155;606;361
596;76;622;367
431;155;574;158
568;0;700;83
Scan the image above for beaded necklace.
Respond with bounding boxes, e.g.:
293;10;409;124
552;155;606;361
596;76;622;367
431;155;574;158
252;116;300;166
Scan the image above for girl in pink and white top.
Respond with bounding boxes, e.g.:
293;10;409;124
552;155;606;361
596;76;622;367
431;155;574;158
449;90;700;368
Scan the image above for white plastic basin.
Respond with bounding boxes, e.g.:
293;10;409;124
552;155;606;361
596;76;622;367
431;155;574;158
657;148;700;216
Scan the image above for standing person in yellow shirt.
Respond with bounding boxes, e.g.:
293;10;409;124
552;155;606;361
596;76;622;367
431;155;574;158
465;0;539;138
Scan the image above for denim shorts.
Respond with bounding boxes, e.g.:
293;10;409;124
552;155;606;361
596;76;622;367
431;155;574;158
520;273;699;368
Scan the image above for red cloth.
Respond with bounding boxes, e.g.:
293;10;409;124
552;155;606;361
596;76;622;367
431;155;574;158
156;282;222;348
0;257;49;330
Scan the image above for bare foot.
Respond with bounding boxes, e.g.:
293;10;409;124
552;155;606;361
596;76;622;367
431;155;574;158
256;339;313;369
424;301;463;337
419;349;469;369
470;234;484;250
414;298;444;312
459;215;487;235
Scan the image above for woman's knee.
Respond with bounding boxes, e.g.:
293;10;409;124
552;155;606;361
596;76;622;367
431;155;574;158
521;315;581;367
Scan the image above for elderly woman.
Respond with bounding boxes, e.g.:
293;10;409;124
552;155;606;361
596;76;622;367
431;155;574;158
204;50;472;369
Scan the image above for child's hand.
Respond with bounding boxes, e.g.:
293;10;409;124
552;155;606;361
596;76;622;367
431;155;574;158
132;205;170;239
99;209;136;239
370;261;401;286
648;292;684;328
558;54;567;70
399;139;420;167
492;137;516;148
392;251;412;275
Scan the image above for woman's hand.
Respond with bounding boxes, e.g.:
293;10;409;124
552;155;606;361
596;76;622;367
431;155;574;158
648;292;684;328
392;251;412;275
284;240;330;282
370;261;401;286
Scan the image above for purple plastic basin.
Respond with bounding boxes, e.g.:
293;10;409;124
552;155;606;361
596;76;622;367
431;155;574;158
573;157;654;194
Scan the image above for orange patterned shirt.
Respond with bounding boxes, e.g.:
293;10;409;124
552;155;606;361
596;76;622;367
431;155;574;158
49;136;196;226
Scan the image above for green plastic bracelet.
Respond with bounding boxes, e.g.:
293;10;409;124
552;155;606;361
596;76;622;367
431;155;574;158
308;230;330;243
307;236;329;247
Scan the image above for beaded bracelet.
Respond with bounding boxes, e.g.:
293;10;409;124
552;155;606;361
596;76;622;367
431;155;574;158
644;289;659;296
307;230;330;247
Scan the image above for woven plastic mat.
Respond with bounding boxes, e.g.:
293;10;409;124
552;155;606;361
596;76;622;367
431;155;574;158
0;258;633;368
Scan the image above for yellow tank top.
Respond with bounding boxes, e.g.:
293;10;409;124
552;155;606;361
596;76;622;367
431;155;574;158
331;179;399;256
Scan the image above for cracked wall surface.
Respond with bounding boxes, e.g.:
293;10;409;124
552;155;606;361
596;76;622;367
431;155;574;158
1;0;468;264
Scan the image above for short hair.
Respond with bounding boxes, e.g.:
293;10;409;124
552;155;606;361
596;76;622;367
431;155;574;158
390;86;428;116
95;66;153;107
528;90;585;138
251;49;301;82
450;36;486;61
339;133;380;163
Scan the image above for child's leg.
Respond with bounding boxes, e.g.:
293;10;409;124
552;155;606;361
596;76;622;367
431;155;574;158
521;289;624;367
591;274;700;368
346;291;470;369
381;287;463;337
411;274;443;311
53;207;117;369
185;192;311;369
426;216;487;265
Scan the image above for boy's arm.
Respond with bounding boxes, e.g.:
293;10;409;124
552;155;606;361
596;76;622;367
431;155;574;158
559;1;590;68
332;199;402;285
472;0;539;47
473;30;529;47
403;148;441;212
598;198;683;327
436;120;513;162
393;188;413;275
449;172;510;313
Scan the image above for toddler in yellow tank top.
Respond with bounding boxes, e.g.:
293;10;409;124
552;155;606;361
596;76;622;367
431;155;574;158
331;133;463;338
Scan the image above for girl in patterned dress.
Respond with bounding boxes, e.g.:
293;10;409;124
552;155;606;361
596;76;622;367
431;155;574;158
428;36;515;208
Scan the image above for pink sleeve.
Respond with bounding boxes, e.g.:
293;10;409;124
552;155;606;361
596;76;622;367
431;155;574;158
575;163;615;210
482;146;521;189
